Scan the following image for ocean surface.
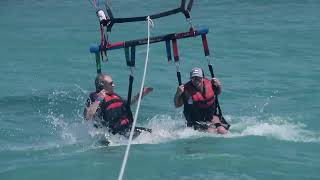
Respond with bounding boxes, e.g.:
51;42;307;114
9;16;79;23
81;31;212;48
1;0;320;179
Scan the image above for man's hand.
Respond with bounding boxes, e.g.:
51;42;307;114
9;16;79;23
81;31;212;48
174;85;185;108
212;78;221;87
97;89;107;99
211;78;222;95
176;85;185;96
131;87;153;105
94;89;107;104
84;89;107;121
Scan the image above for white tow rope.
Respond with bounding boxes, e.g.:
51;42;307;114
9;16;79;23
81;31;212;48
118;16;154;180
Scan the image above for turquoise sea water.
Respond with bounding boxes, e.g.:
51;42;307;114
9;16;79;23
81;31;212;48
1;0;320;179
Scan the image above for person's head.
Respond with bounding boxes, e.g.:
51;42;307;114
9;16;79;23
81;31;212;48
190;67;204;89
95;73;115;93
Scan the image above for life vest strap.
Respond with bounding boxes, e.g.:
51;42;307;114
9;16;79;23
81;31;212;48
172;39;183;85
165;40;172;62
201;34;210;56
104;98;123;109
172;39;179;62
124;46;136;67
94;52;102;74
127;75;134;107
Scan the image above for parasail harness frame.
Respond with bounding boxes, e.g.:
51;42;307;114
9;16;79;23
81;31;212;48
102;0;194;32
88;0;229;130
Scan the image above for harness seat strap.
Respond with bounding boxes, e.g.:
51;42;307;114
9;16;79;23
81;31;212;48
165;40;172;62
201;34;210;56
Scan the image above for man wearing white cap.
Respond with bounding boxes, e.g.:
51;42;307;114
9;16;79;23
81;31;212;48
174;67;228;134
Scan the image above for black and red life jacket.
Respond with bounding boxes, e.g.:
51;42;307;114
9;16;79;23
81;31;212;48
183;78;217;127
101;93;133;134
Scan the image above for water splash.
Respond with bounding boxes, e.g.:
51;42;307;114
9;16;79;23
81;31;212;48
21;87;320;152
226;115;320;143
105;114;320;145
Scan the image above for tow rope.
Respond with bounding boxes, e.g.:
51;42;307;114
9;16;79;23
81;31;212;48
118;16;154;180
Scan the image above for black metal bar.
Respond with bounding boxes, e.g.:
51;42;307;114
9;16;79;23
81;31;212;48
90;28;208;53
187;0;194;12
103;0;194;31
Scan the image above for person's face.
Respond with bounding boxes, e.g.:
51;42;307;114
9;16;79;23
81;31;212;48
101;76;115;93
191;76;203;89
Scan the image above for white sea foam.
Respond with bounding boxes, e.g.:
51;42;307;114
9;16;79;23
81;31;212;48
101;114;221;146
22;111;319;151
46;113;78;144
222;115;320;142
105;114;320;145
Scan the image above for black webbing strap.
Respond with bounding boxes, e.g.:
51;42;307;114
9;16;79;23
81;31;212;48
124;46;136;106
177;72;182;86
104;0;194;31
127;75;134;107
130;46;136;66
165;40;172;62
95;52;102;74
172;39;182;85
171;38;188;108
124;46;136;67
201;33;230;129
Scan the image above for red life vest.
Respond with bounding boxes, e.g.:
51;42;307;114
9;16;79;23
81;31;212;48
104;93;123;110
184;78;215;109
103;93;130;127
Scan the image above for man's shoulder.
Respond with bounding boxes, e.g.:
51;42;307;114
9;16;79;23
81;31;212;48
111;92;124;100
89;91;99;98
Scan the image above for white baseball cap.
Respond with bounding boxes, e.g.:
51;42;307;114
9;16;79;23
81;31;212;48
190;67;203;78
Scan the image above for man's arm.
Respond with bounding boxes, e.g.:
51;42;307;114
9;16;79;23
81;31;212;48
131;87;153;105
174;85;184;108
211;78;222;95
83;97;103;121
84;90;107;121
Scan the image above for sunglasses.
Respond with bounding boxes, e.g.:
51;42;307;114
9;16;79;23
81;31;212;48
191;77;203;82
102;80;114;86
